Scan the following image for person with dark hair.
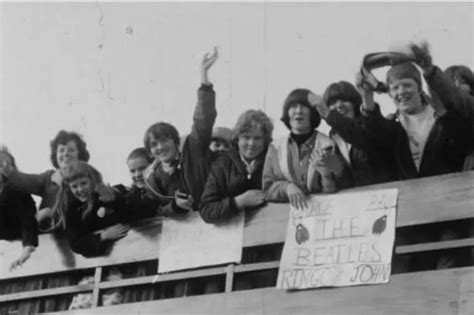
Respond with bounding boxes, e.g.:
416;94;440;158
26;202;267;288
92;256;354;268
0;147;38;270
444;65;474;96
200;110;273;223
143;47;218;215
0;130;91;231
313;81;397;187
263;88;345;210
209;126;232;160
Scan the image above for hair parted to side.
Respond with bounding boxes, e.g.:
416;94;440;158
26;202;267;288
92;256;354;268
143;122;180;152
50;130;90;168
127;147;153;164
231;109;274;146
48;161;103;232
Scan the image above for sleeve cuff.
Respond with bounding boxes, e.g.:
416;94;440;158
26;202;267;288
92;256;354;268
199;83;214;92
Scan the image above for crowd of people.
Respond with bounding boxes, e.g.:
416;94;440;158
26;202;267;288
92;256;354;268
0;41;473;305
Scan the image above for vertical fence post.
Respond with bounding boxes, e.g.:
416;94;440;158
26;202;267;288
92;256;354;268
91;266;103;308
225;264;235;293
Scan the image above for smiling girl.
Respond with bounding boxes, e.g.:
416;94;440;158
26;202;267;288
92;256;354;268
53;161;130;257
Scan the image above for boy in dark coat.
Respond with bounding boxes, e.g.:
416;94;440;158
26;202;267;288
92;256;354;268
144;48;218;214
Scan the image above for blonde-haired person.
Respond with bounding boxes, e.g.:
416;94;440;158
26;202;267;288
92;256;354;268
54;161;130;257
200;109;276;291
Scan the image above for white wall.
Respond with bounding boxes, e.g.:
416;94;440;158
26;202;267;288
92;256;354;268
1;2;473;186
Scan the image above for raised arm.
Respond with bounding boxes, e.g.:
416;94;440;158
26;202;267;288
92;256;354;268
410;41;474;124
188;47;219;152
355;72;397;152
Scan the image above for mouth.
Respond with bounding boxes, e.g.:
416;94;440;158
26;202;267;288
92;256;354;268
397;95;412;103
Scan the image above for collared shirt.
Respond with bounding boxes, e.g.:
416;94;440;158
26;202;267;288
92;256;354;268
239;154;258;179
287;131;317;191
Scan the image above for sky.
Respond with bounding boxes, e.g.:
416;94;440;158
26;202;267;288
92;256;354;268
0;2;473;187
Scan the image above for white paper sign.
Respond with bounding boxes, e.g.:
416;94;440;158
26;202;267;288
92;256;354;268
158;211;244;273
277;188;398;289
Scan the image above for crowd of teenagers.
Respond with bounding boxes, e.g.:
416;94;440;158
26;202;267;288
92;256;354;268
0;41;473;306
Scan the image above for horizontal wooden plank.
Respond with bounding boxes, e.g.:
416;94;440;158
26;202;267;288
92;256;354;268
44;266;474;315
0;284;93;303
396;238;474;254
1;171;472;280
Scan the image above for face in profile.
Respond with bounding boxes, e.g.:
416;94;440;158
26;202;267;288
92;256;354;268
56;140;80;170
238;126;265;162
328;99;356;119
69;176;94;202
388;78;423;115
127;157;150;188
288;103;312;134
148;135;179;164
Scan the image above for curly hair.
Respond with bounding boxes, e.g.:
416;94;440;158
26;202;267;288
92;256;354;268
143;122;180;152
50;130;90;169
231;109;273;147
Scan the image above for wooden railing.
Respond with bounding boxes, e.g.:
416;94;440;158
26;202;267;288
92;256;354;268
0;171;473;314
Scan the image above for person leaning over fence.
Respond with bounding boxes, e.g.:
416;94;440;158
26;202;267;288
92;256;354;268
115;147;161;222
143;47;218;215
200;110;273;223
312;81;397;187
0;130;92;231
52;161;130;258
356;61;470;180
409;42;474;171
200;109;278;290
263;88;345;210
0;147;38;271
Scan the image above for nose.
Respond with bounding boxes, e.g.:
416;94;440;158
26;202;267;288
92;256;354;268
335;100;344;109
294;104;305;112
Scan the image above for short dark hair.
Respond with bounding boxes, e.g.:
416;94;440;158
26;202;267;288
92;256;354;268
232;109;273;146
0;146;16;169
281;88;321;130
323;81;362;117
127;147;153;163
143;122;180;152
445;65;474;93
50;130;90;169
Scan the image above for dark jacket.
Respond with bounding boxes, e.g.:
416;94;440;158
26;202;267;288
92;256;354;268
424;66;474;145
0;186;38;247
64;193;127;258
147;84;217;213
326;110;397;186
6;169;60;209
361;105;470;180
115;184;160;222
199;149;265;223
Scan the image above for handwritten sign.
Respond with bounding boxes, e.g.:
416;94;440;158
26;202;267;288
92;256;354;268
158;211;244;273
277;188;398;289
